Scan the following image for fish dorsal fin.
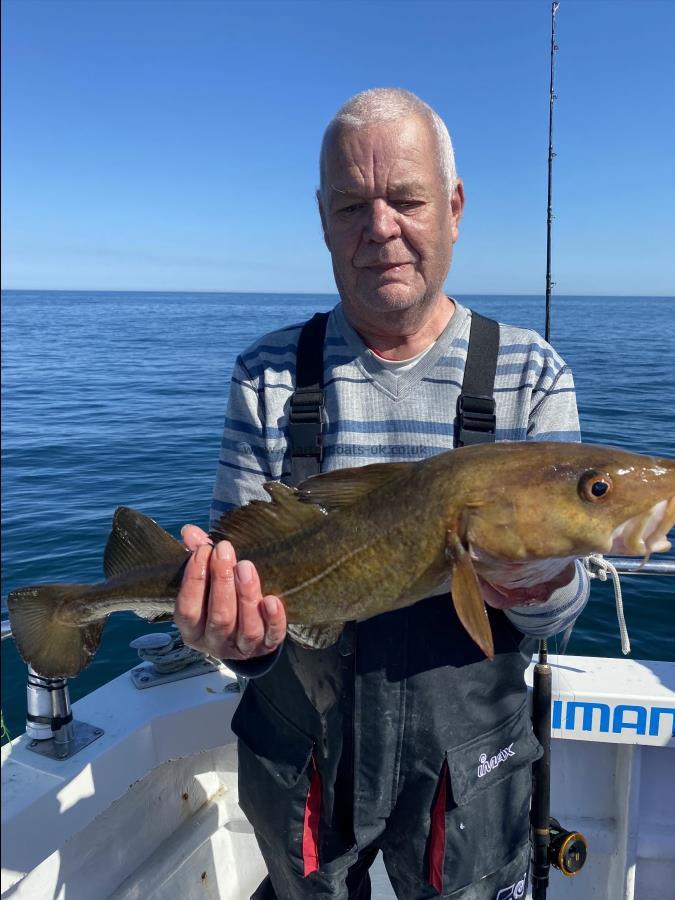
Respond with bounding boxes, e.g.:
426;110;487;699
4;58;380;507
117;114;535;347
104;507;189;579
297;461;413;510
210;481;325;551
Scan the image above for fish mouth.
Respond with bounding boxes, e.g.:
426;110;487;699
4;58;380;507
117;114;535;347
609;496;675;558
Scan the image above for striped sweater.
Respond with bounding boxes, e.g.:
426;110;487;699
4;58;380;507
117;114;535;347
211;299;589;639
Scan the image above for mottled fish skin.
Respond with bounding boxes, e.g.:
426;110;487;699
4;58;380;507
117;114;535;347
7;442;675;677
243;462;451;624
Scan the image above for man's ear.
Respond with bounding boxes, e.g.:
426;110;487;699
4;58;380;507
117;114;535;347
316;190;331;250
450;179;465;244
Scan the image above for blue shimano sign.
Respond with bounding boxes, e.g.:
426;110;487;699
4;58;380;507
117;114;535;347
552;700;675;738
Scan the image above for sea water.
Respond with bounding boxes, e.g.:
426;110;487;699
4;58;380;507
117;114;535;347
1;290;674;739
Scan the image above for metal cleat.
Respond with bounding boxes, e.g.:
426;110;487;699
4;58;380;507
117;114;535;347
129;626;221;690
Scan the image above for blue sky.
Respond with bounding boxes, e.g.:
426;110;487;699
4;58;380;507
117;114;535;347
2;0;674;295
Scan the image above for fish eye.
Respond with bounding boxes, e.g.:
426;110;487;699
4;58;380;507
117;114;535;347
579;471;613;502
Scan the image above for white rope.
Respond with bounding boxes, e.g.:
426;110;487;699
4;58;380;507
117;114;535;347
586;554;631;655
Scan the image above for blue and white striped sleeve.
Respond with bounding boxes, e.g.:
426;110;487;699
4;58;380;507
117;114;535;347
503;560;590;638
527;343;581;442
210;355;278;530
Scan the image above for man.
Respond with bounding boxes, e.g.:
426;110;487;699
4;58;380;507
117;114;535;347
175;89;589;899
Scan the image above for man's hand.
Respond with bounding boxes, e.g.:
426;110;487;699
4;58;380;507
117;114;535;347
476;557;578;610
174;525;287;660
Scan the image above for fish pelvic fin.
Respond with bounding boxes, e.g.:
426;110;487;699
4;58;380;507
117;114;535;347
7;584;105;678
210;482;325;551
296;461;413;511
287;622;344;650
104;507;189;579
446;531;495;660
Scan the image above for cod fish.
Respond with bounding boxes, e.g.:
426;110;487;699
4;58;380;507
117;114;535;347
7;442;675;678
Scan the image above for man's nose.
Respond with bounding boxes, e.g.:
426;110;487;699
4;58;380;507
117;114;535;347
364;199;401;242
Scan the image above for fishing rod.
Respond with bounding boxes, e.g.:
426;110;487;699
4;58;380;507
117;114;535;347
544;1;557;345
531;5;557;896
531;5;588;898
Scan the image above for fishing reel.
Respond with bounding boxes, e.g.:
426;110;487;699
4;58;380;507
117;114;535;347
548;817;587;876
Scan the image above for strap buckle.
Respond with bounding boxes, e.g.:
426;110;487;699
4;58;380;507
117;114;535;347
289;389;324;460
457;394;496;446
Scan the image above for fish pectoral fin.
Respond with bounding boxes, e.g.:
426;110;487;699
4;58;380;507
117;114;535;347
446;530;495;660
295;461;414;510
104;508;189;579
210;482;325;549
287;622;344;649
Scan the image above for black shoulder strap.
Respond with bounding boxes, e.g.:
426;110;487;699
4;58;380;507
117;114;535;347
287;312;330;484
456;311;499;446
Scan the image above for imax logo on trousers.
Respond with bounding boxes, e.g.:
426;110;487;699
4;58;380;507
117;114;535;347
495;871;527;900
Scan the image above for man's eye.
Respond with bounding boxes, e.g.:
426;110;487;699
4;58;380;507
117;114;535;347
339;203;364;214
396;200;423;210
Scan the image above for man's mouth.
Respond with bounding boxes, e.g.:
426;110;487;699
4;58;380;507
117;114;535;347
363;262;411;273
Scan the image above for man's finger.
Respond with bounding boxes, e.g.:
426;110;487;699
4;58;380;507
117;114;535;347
174;543;212;643
180;524;212;552
204;541;238;645
233;560;265;656
261;595;287;649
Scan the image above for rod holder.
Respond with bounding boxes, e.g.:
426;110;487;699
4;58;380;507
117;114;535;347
25;666;103;761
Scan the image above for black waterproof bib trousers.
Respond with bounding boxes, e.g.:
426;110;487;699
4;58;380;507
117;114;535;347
231;311;540;900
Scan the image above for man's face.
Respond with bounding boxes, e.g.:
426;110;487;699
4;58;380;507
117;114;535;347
318;115;464;328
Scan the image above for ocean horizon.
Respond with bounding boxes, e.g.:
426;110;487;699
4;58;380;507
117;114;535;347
3;288;674;299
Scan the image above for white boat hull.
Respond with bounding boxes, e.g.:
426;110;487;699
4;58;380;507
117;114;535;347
2;655;673;899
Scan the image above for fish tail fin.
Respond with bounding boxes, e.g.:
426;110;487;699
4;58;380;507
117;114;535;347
7;584;105;678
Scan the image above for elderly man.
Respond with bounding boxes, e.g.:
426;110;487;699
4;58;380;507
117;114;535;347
176;89;588;900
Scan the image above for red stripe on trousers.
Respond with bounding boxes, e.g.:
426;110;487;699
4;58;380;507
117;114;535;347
302;754;321;876
428;758;449;893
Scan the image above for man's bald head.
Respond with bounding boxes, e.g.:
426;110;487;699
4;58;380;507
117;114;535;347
319;88;457;200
